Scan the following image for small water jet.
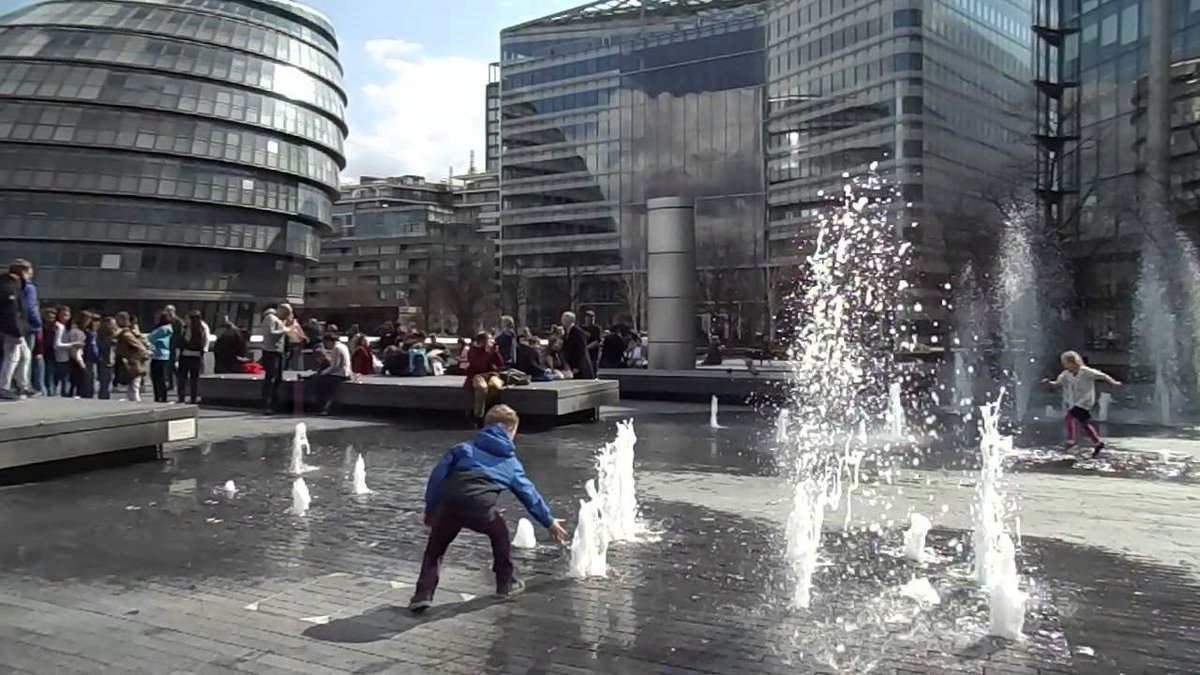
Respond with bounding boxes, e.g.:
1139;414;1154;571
352;454;372;495
776;408;790;444
987;572;1028;641
222;480;237;498
568;479;607;578
291;477;311;516
289;423;317;475
886;382;905;438
709;395;725;429
1097;392;1112;422
902;513;931;562
897;577;940;606
595;419;639;542
973;390;1016;590
512;518;537;549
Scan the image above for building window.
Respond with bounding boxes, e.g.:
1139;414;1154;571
893;53;923;72
893;9;921;28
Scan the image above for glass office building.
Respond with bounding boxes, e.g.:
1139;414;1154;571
499;0;767;330
0;0;347;326
767;0;1032;323
1035;0;1200;343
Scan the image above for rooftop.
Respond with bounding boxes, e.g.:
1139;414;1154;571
506;0;763;32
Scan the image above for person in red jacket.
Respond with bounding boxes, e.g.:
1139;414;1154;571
463;331;504;422
350;338;374;376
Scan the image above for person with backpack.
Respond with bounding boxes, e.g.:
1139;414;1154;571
177;310;210;404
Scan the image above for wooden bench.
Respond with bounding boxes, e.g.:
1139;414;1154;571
199;373;619;425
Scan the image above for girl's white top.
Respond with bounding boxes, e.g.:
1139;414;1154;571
1053;366;1108;409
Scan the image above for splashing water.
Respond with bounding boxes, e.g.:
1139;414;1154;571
512;518;537;549
1134;229;1200;425
1097;392;1112;422
902;513;931;562
781;165;908;609
949;261;986;409
291;477;311;516
988;569;1027;640
898;577;940;606
886;382;905;438
709;396;724;429
352;454;372;495
775;408;790;443
289;423;317;475
973;390;1016;590
595;420;639;542
998;211;1044;423
222;480;237;498
568;479;608;578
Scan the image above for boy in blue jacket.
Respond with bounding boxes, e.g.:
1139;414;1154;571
410;404;567;612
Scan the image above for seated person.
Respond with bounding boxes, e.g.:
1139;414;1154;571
351;336;375;375
541;337;572;380
626;334;648;368
408;332;431;377
308;333;350;414
515;335;555;382
701;335;725;366
446;337;471;375
383;343;409;376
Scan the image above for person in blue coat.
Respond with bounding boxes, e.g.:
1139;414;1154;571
410;404;567;612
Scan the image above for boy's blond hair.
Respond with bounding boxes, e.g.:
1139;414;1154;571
1061;350;1082;366
484;404;520;430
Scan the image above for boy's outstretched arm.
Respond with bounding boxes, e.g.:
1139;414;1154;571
423;448;458;521
509;462;568;543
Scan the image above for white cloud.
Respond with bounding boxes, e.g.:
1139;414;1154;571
343;39;490;182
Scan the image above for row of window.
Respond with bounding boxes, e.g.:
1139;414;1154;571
11;1;344;87
0;61;345;156
0;101;340;188
125;0;339;55
503;88;615;119
0;146;332;224
0;28;346;120
504;54;619;91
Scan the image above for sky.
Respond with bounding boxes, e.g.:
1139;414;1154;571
0;0;584;181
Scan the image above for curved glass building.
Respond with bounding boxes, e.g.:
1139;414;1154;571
0;0;346;324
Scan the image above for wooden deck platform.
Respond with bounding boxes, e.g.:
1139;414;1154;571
199;373;620;424
599;368;788;403
0;398;198;483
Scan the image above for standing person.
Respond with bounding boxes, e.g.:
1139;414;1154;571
1042;350;1121;457
80;312;99;398
257;307;287;412
145;311;174;403
310;332;350;414
164;305;184;393
39;307;56;395
212;318;246;374
52;306;75;397
277;304;305;370
177;310;210;404
0;260;32;399
462;332;505;423
64;312;91;398
409;405;568;612
581;310;602;376
96;316;117;400
18;260;41;395
495;315;517;366
560;311;595;380
114;312;149;402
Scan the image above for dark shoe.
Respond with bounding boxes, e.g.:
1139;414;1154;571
496;578;525;601
408;592;433;613
1092;443;1105;458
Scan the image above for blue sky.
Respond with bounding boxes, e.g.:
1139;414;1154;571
1;0;583;180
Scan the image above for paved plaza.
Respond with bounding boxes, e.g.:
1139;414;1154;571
0;403;1197;674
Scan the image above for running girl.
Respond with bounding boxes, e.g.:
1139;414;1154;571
1042;350;1121;457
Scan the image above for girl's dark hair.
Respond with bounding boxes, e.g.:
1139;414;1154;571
474;332;488;345
188;310;203;331
157;311;172;327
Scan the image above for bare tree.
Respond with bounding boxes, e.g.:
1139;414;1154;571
414;268;448;333
441;251;497;337
617;269;646;332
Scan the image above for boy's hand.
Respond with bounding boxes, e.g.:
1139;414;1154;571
548;519;568;544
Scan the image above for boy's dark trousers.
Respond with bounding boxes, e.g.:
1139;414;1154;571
415;508;514;598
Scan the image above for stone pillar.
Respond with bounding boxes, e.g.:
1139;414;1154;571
646;197;696;371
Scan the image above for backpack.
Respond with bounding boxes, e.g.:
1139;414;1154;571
499;368;530;387
186;324;206;351
409;347;429;377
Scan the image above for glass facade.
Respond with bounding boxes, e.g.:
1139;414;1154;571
0;0;346;316
499;0;767;330
767;0;1032;323
1041;0;1200;342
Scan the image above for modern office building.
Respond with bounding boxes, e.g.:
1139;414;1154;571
498;0;1033;338
306;175;495;332
0;0;347;326
498;0;768;332
1034;0;1200;344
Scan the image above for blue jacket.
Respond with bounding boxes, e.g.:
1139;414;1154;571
22;282;40;332
146;325;173;361
423;424;554;528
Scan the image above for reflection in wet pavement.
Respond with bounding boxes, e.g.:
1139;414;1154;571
0;405;1196;672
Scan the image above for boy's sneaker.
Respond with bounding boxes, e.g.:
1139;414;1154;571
496;578;525;601
1091;442;1105;458
408;592;433;613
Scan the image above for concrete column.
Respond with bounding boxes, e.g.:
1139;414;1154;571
1146;0;1171;203
646;197;696;371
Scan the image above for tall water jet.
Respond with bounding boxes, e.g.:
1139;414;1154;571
709;395;724;429
291;477;311;516
997;212;1044;423
949;261;986;409
885;381;905;438
1134;229;1200;425
775;408;790;443
595;420;639;542
568;479;608;578
352;454;372;495
781;165;908;608
973;390;1016;590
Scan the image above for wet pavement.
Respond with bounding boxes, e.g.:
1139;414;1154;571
0;403;1198;673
